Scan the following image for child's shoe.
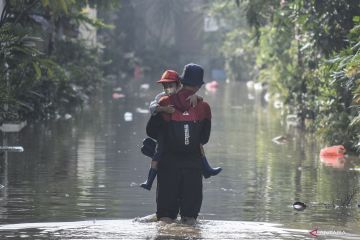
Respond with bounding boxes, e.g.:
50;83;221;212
140;168;157;190
202;156;222;179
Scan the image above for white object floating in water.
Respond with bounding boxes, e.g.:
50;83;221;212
273;100;283;109
254;82;263;91
246;81;254;89
136;108;149;114
0;146;24;152
124;112;133;122
140;83;150;90
349;168;360;171
286;114;300;127
0;121;27;132
272;135;288;145
0;184;4;189
64;114;72;120
113;87;122;92
247;93;254;100
293;201;306;211
112;93;126;99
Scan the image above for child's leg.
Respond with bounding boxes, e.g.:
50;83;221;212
151;160;158;169
140;160;158;190
141;141;162;191
200;145;222;179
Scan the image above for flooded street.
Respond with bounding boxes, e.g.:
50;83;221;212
0;82;360;239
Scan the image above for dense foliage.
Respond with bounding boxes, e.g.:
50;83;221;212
0;0;115;122
1;0;359;151
208;0;360;150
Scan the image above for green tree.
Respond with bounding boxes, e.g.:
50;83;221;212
207;0;360;148
0;0;115;121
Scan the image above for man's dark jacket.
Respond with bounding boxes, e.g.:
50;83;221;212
146;88;211;169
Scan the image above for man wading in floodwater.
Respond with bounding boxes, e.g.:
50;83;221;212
146;63;212;224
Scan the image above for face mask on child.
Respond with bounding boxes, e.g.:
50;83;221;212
163;82;178;95
164;86;177;95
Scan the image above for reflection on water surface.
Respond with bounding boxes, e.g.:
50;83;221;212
0;82;359;239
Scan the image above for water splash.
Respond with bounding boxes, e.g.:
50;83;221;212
0;219;338;239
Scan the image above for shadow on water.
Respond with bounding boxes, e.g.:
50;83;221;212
0;81;360;239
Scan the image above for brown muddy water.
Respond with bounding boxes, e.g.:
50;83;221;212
0;82;359;239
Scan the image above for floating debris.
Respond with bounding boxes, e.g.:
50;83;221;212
320;145;346;157
205;80;219;92
140;83;150;90
112;93;126;99
0;121;27;132
273;100;283;109
136;108;149;114
0;146;24;152
293;201;306;211
320;155;346;169
55;113;61;120
272;135;288;144
113;87;122;92
286;114;300;127
64;114;72;120
349;168;360;171
246;81;254;89
247;94;254;100
0;184;4;189
254;82;263;91
124;112;133;122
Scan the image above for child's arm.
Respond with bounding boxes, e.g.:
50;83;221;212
158;105;175;114
149;92;165;116
187;94;203;107
150;92;175;115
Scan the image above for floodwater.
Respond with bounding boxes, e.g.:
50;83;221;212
0;81;359;239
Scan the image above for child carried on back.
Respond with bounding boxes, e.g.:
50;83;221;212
140;70;222;190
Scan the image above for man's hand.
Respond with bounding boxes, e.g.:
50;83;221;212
187;95;203;107
157;105;175;114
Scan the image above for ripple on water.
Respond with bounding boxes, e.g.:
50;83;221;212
1;218;352;239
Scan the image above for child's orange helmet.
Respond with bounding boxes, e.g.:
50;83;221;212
157;70;180;84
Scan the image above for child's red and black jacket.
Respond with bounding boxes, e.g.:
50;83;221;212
146;88;211;169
